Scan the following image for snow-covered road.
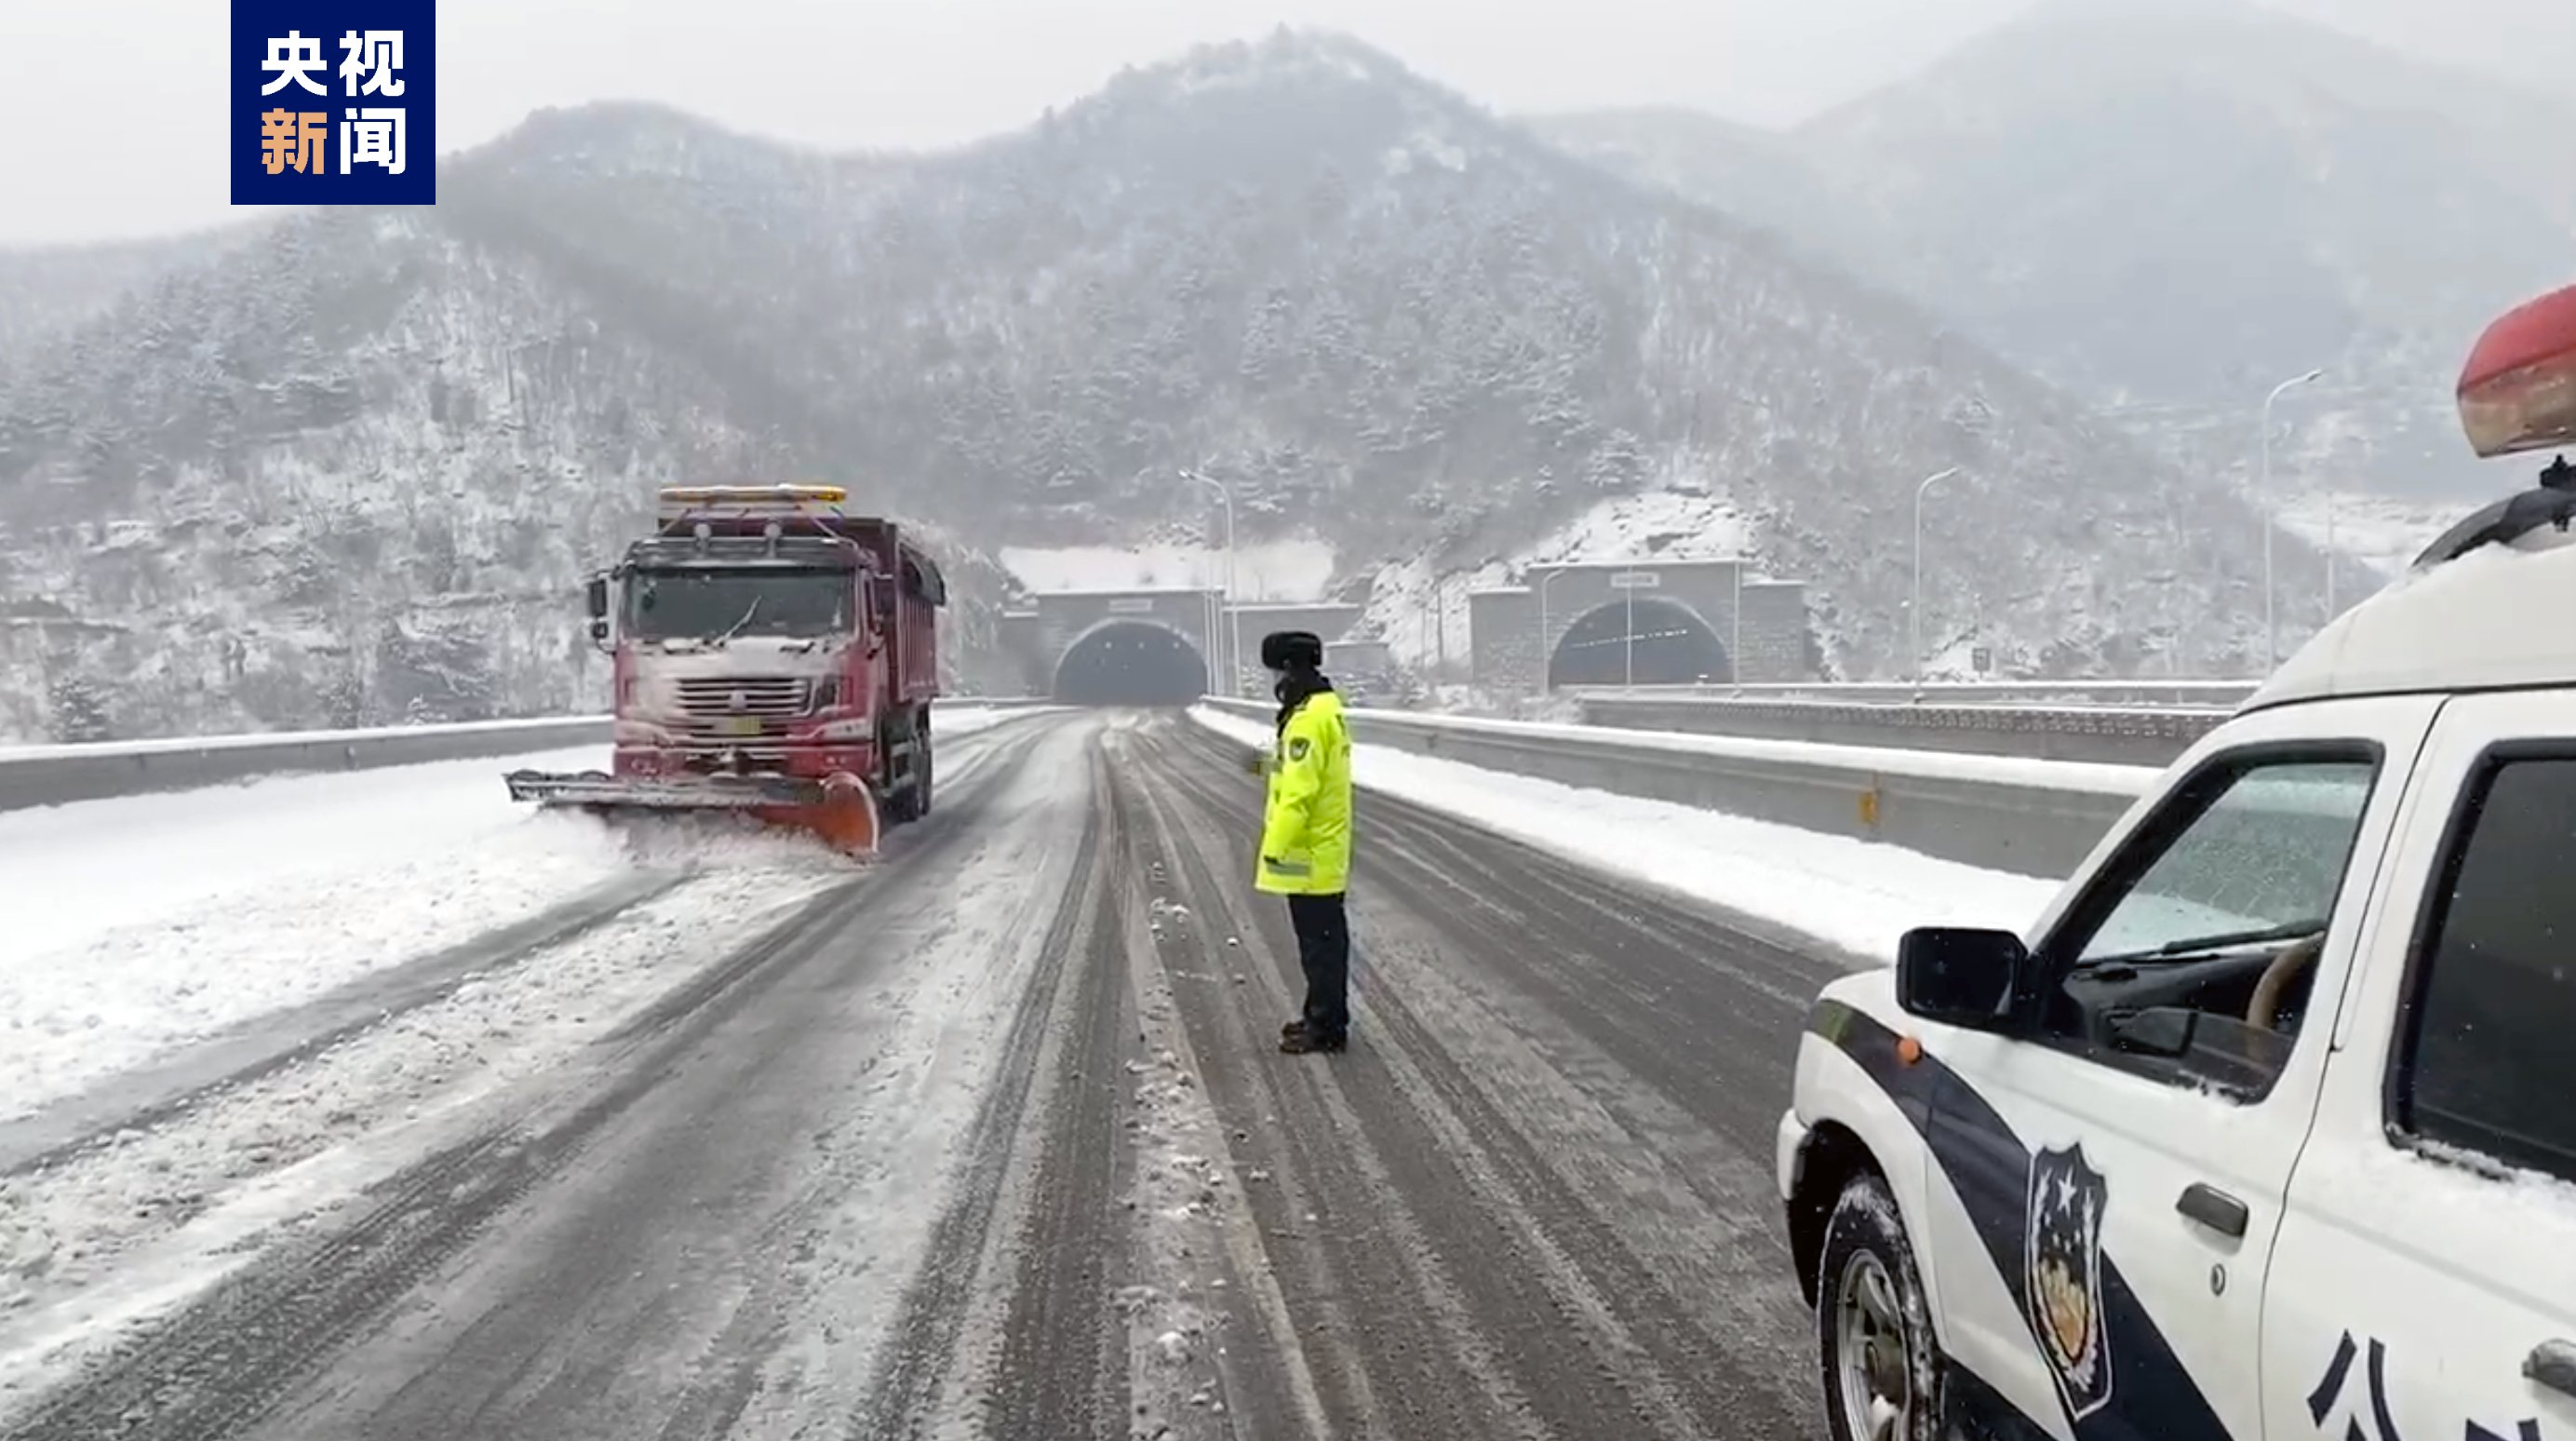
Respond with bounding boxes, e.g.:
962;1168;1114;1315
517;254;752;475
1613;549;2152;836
3;702;2042;1439
0;703;1039;1120
0;704;1068;1424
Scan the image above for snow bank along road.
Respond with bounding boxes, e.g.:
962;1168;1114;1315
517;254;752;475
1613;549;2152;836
0;707;1866;1439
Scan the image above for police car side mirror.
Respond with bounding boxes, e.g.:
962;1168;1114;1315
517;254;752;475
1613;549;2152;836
1895;927;2027;1031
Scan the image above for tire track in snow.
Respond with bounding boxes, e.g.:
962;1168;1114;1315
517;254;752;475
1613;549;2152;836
1143;716;1831;1438
0;870;685;1179
1117;727;1545;1441
980;741;1142;1439
1115;855;1328;1441
1150;732;1684;1436
0;716;1070;1441
842;734;1119;1438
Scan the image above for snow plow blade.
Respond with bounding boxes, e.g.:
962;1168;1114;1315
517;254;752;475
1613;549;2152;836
503;769;882;856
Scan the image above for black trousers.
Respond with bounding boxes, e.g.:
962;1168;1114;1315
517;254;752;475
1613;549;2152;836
1287;892;1351;1039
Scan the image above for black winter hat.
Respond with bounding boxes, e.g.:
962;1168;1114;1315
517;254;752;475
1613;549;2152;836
1259;630;1324;670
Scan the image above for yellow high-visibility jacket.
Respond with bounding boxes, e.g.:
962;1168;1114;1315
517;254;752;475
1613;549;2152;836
1256;690;1353;896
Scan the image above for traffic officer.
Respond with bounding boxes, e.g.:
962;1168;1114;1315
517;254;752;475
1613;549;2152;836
1254;629;1355;1054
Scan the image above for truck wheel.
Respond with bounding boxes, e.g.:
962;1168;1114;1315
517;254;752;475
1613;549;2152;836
875;724;908;826
1817;1167;1947;1441
917;731;933;816
886;751;918;824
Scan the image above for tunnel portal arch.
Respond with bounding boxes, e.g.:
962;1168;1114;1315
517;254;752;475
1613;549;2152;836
1052;619;1213;706
1547;596;1733;688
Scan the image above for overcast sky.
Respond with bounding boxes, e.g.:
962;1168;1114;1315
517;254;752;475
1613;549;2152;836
1;0;2569;246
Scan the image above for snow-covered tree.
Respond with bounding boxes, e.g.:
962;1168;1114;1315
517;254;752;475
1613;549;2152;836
46;673;112;744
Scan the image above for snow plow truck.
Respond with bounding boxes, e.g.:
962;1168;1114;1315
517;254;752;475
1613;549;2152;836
504;484;946;856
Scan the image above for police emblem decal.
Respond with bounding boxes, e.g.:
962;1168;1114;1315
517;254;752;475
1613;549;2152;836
1289;736;1309;761
2024;1142;2113;1420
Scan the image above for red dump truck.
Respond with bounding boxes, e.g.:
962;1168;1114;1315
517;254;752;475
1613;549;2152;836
505;484;946;855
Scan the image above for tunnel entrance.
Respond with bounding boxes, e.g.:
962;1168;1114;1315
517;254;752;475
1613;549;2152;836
1547;598;1732;688
1053;621;1211;706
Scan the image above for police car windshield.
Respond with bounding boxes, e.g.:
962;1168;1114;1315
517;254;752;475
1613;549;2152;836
2081;917;2325;966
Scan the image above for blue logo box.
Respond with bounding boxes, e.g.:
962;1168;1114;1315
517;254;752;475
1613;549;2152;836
230;0;436;207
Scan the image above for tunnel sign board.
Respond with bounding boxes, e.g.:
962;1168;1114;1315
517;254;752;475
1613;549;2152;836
1106;598;1156;614
1607;571;1661;588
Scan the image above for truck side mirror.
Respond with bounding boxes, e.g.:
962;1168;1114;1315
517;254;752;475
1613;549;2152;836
584;574;610;621
870;574;896;622
1895;926;2028;1031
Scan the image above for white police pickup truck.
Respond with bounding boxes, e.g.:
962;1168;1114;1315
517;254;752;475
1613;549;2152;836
1778;282;2576;1441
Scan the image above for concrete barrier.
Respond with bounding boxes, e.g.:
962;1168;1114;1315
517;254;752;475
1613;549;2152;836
1574;694;2228;767
1201;695;2156;880
0;717;617;814
0;696;1044;814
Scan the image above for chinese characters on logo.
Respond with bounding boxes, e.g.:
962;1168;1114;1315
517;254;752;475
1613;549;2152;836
232;3;435;206
257;30;406;177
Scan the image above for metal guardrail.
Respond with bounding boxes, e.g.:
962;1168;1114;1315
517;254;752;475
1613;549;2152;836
1574;694;2228;767
1565;680;2261;707
0;697;1053;814
1200;696;2155;880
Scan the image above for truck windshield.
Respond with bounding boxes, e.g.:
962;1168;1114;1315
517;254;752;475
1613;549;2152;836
624;567;850;641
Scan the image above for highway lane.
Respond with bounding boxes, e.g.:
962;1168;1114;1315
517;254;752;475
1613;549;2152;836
0;707;1841;1440
1107;714;1836;1440
0;709;1115;1441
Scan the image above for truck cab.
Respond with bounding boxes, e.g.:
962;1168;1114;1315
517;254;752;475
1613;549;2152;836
1778;288;2576;1441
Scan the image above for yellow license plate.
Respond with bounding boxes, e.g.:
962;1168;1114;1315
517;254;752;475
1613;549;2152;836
715;716;763;736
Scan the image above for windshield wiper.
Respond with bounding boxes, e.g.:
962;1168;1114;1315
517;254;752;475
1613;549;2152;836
712;596;762;647
2083;918;2325;967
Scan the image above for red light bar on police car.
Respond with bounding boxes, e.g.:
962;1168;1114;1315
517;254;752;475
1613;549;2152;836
2458;282;2576;459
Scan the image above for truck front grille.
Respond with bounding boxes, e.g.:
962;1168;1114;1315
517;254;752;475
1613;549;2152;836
675;677;812;718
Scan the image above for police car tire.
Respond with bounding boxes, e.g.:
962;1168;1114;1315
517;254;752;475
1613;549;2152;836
1816;1167;1948;1441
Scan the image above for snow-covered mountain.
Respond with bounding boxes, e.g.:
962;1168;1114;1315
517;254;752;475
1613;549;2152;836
0;224;272;373
0;27;2328;741
1534;0;2576;509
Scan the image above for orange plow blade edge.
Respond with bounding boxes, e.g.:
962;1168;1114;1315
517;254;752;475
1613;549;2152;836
754;774;880;856
503;768;883;858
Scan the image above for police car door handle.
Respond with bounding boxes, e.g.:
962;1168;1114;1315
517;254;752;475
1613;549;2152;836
2177;1182;2247;1238
2524;1340;2576;1399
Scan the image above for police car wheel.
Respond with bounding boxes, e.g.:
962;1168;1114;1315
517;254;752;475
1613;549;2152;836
1817;1169;1945;1441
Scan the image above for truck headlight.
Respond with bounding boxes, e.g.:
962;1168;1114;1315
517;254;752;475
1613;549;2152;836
811;678;839;711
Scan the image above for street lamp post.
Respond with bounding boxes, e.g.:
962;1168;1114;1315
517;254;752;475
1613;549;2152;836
1624;566;1635;690
1181;468;1238;693
2261;369;2324;668
1730;555;1744;690
1911;465;1962;685
1535;567;1576;693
